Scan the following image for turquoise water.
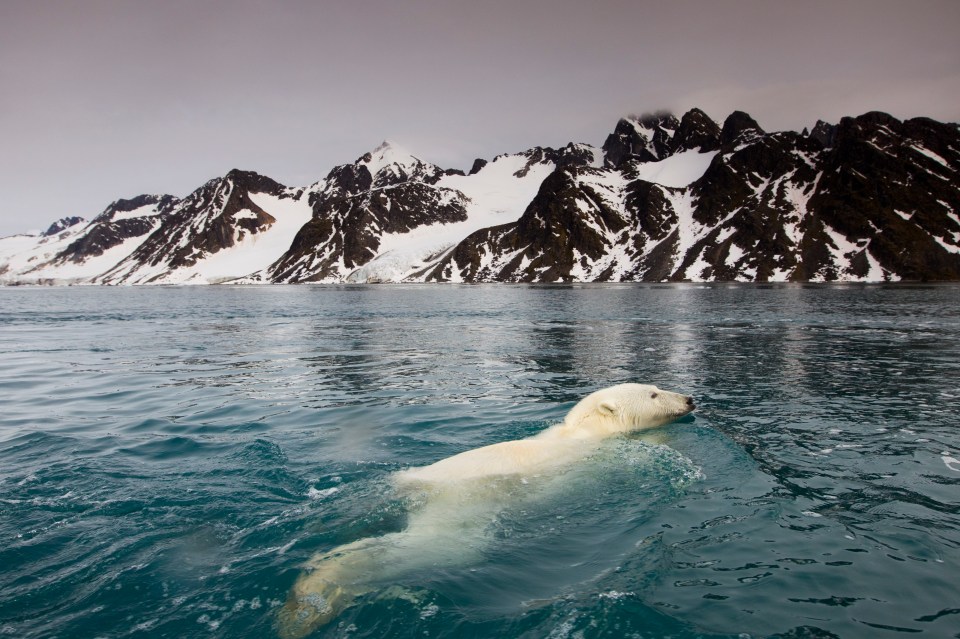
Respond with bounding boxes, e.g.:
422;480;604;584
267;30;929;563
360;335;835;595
1;284;958;639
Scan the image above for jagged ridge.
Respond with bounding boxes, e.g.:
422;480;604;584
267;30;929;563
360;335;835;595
1;109;958;285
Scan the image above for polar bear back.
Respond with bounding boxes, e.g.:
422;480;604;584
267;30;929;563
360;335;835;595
394;383;694;487
394;438;585;486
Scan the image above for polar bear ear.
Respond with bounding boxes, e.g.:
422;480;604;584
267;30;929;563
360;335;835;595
598;399;618;417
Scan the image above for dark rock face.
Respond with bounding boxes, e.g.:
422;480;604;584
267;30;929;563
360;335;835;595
693;111;960;282
512;144;596;178
719;111;765;149
423;109;960;283
805;114;960;280
670;108;721;153
55;194;179;263
156;172;282;270
602;112;681;168
61;218;157;263
809;120;837;148
602;119;645;168
323;162;373;194
469;158;488;175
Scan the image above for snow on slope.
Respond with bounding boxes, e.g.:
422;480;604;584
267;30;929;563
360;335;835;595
0;225;90;284
347;147;718;283
667;189;708;280
632;150;717;188
127;192;313;285
345;152;557;282
39;233;158;283
566;169;633;281
0;234;50;280
818;225;895;283
110;201;167;222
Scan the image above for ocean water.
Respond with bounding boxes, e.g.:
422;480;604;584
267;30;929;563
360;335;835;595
1;284;958;639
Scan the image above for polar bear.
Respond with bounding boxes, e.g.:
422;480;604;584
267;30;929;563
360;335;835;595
277;383;694;638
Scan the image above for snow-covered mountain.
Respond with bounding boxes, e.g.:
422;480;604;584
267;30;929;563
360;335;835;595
0;195;178;284
95;171;310;285
2;109;959;285
247;141;596;284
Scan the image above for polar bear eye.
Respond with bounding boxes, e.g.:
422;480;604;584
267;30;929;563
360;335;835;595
650;392;658;399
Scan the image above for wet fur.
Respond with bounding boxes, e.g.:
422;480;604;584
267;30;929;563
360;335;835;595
277;384;694;638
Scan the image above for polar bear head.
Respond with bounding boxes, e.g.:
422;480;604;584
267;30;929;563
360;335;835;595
554;383;695;439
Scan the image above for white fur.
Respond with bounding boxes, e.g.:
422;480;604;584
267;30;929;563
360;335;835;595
277;384;694;638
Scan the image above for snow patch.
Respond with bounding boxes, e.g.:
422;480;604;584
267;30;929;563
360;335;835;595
863;250;890;282
820;225;858;279
232;208;261;221
933;210;960;253
111;203;164;222
911;145;951;169
633;150;717;188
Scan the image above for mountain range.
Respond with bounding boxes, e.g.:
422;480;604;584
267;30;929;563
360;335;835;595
2;108;959;285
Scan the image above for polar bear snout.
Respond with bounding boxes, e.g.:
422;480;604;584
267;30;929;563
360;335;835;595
672;394;695;417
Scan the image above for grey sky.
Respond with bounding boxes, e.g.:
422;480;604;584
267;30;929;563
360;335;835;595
2;0;958;236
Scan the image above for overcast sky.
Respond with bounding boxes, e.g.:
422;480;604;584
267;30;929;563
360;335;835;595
1;0;958;236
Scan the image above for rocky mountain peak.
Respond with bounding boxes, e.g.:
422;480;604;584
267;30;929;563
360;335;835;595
321;162;374;196
468;158;488;175
94;194;179;223
355;140;442;188
670;108;721;153
719;111;765;148
223;169;286;196
809;120;838;148
635;110;680;130
603;111;680;168
42;216;86;236
511;144;599;178
603;109;723;167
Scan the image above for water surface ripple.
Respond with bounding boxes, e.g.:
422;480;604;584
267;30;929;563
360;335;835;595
1;284;958;638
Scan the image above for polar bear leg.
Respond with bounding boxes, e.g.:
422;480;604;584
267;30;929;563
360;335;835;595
277;491;497;637
277;536;380;639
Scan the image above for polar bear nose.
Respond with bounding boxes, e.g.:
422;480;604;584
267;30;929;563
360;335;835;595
685;396;696;409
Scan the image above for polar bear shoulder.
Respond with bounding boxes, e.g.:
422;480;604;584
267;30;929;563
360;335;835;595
394;438;581;486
